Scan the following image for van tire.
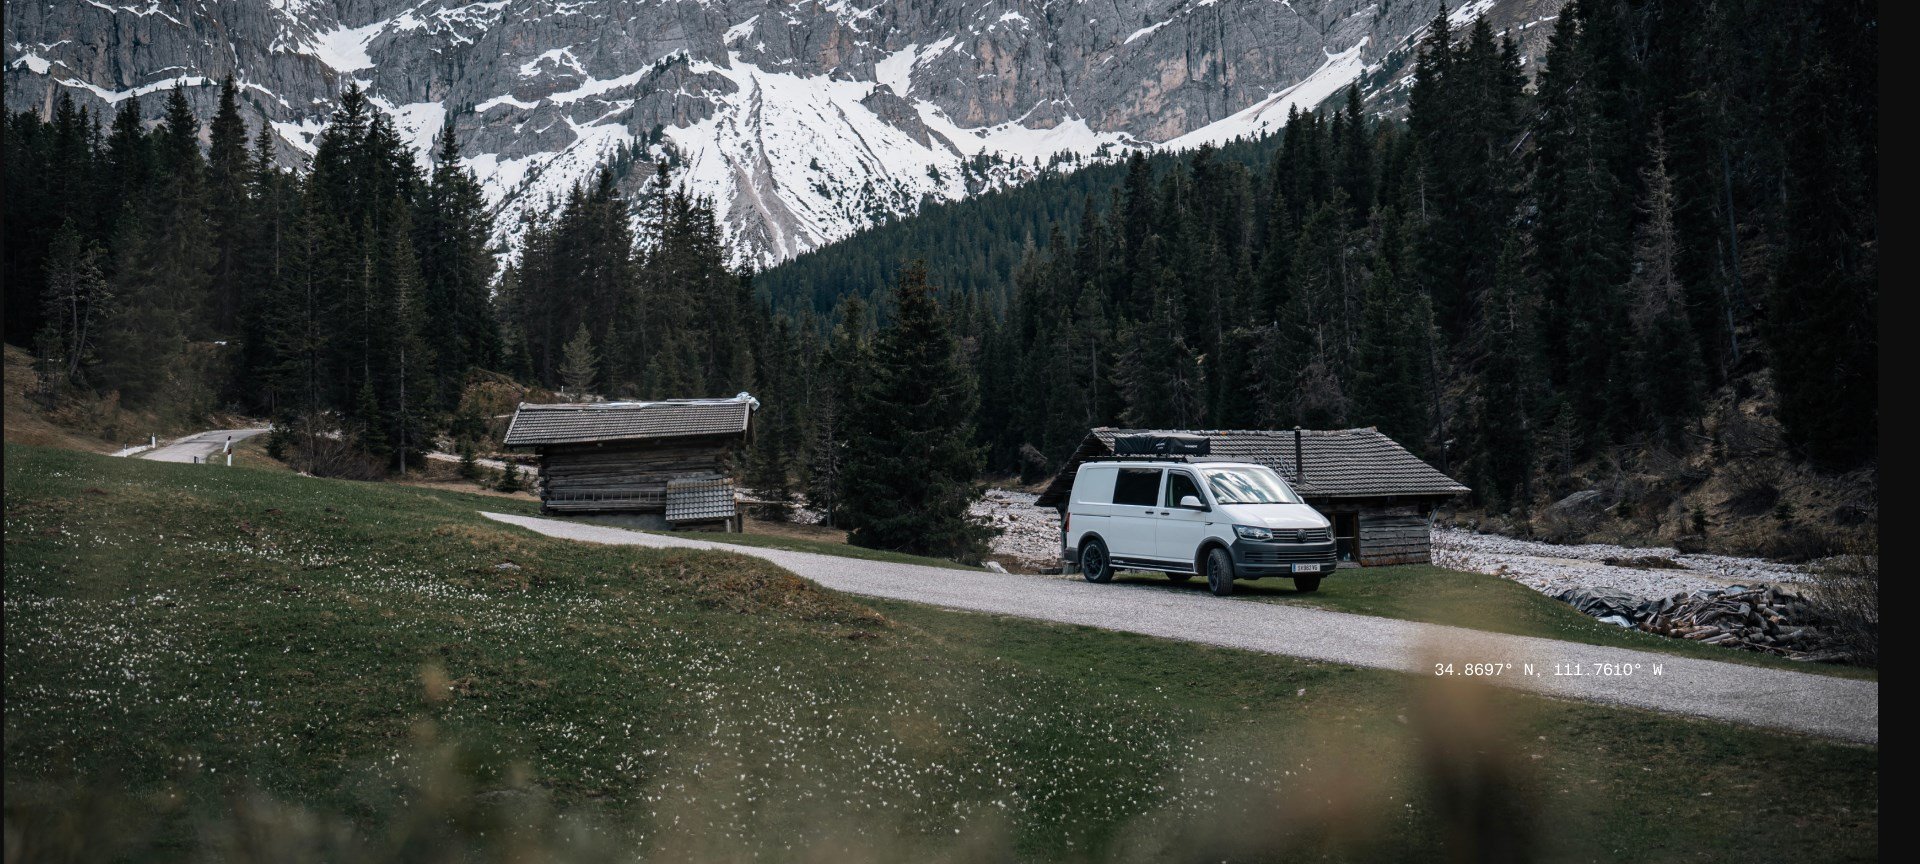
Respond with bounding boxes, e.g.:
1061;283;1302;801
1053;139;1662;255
1294;575;1322;593
1205;547;1236;596
1080;539;1114;583
1164;571;1193;583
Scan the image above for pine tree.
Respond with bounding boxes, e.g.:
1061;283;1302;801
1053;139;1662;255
1624;133;1705;447
416;121;501;406
38;221;112;384
1471;233;1540;511
1532;1;1634;453
101;95;153;235
96;213;187;407
457;441;482;481
1765;19;1877;469
1113;262;1206;429
206;74;253;336
376;202;436;471
840;263;987;558
1352;256;1428;449
805;295;872;528
560;323;599;397
747;317;797;518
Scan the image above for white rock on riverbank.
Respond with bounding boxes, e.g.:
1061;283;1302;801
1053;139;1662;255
1433;527;1811;600
973;488;1061;570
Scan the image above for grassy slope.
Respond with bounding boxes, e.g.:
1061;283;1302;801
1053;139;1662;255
1108;567;1878;680
4;445;1877;861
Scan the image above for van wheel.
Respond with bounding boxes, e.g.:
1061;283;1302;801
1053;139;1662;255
1294;576;1322;593
1080;540;1114;583
1164;571;1193;583
1205;547;1236;596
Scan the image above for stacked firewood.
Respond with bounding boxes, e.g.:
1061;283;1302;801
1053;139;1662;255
1640;587;1847;659
1558;585;1850;662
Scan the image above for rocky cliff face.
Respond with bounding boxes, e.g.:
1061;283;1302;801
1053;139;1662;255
5;0;1562;265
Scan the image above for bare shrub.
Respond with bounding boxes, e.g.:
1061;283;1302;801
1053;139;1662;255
276;413;386;481
1810;536;1878;666
1716;401;1784;459
1722;461;1785;517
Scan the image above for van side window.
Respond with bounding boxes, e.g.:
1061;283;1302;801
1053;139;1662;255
1111;468;1162;506
1165;472;1204;508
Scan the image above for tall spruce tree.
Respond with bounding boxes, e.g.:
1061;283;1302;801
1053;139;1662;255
38;221;112;384
415;122;501;406
206;75;253;337
1471;233;1541;511
806;295;874;529
1624;134;1705;447
559;323;599;397
840;263;987;558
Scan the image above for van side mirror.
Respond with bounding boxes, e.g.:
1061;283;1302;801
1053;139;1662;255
1179;495;1205;509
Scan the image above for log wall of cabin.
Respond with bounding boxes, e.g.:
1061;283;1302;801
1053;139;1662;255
1311;499;1442;566
536;436;739;512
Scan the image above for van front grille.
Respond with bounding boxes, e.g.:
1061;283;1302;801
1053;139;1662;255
1269;527;1331;544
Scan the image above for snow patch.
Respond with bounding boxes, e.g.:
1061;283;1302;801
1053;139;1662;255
271;117;326;156
56;74;211;105
380;100;448;169
874;43;919;98
1449;0;1498;27
475;93;538;112
1162;39;1368;150
1125;20;1171;45
723;16;759;45
308;19;384;72
546;61;661;105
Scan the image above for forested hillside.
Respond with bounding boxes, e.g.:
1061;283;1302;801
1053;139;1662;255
754;0;1878;538
4;0;1876;559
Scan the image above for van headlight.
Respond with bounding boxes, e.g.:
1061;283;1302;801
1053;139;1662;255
1233;525;1273;541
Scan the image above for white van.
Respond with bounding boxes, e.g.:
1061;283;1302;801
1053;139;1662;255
1063;458;1336;596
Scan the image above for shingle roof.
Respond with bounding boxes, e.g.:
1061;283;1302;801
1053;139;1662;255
503;394;757;447
1034;427;1469;508
665;475;737;523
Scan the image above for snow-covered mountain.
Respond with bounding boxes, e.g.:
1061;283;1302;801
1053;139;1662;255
4;0;1560;266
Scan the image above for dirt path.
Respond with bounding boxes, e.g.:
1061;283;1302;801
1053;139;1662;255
482;511;1878;744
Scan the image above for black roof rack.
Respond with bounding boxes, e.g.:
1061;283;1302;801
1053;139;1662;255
1082;454;1201;464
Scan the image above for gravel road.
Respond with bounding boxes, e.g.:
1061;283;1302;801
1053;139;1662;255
135;427;272;463
481;512;1877;744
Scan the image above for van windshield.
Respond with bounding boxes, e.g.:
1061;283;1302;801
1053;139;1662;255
1202;467;1300;505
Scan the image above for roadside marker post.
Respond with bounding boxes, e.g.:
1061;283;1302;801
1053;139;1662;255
227;454;233;467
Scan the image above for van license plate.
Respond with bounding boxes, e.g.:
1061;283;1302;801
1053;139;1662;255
1292;563;1322;573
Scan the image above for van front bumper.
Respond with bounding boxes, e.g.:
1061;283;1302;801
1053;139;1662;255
1229;539;1339;578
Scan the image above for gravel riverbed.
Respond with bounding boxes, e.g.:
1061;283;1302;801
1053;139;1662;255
1432;527;1810;600
973;488;1063;570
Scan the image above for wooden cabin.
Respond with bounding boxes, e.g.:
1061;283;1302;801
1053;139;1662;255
503;394;757;531
1034;428;1469;566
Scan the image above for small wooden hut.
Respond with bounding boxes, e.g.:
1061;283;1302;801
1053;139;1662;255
1035;427;1469;566
503;394;757;531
